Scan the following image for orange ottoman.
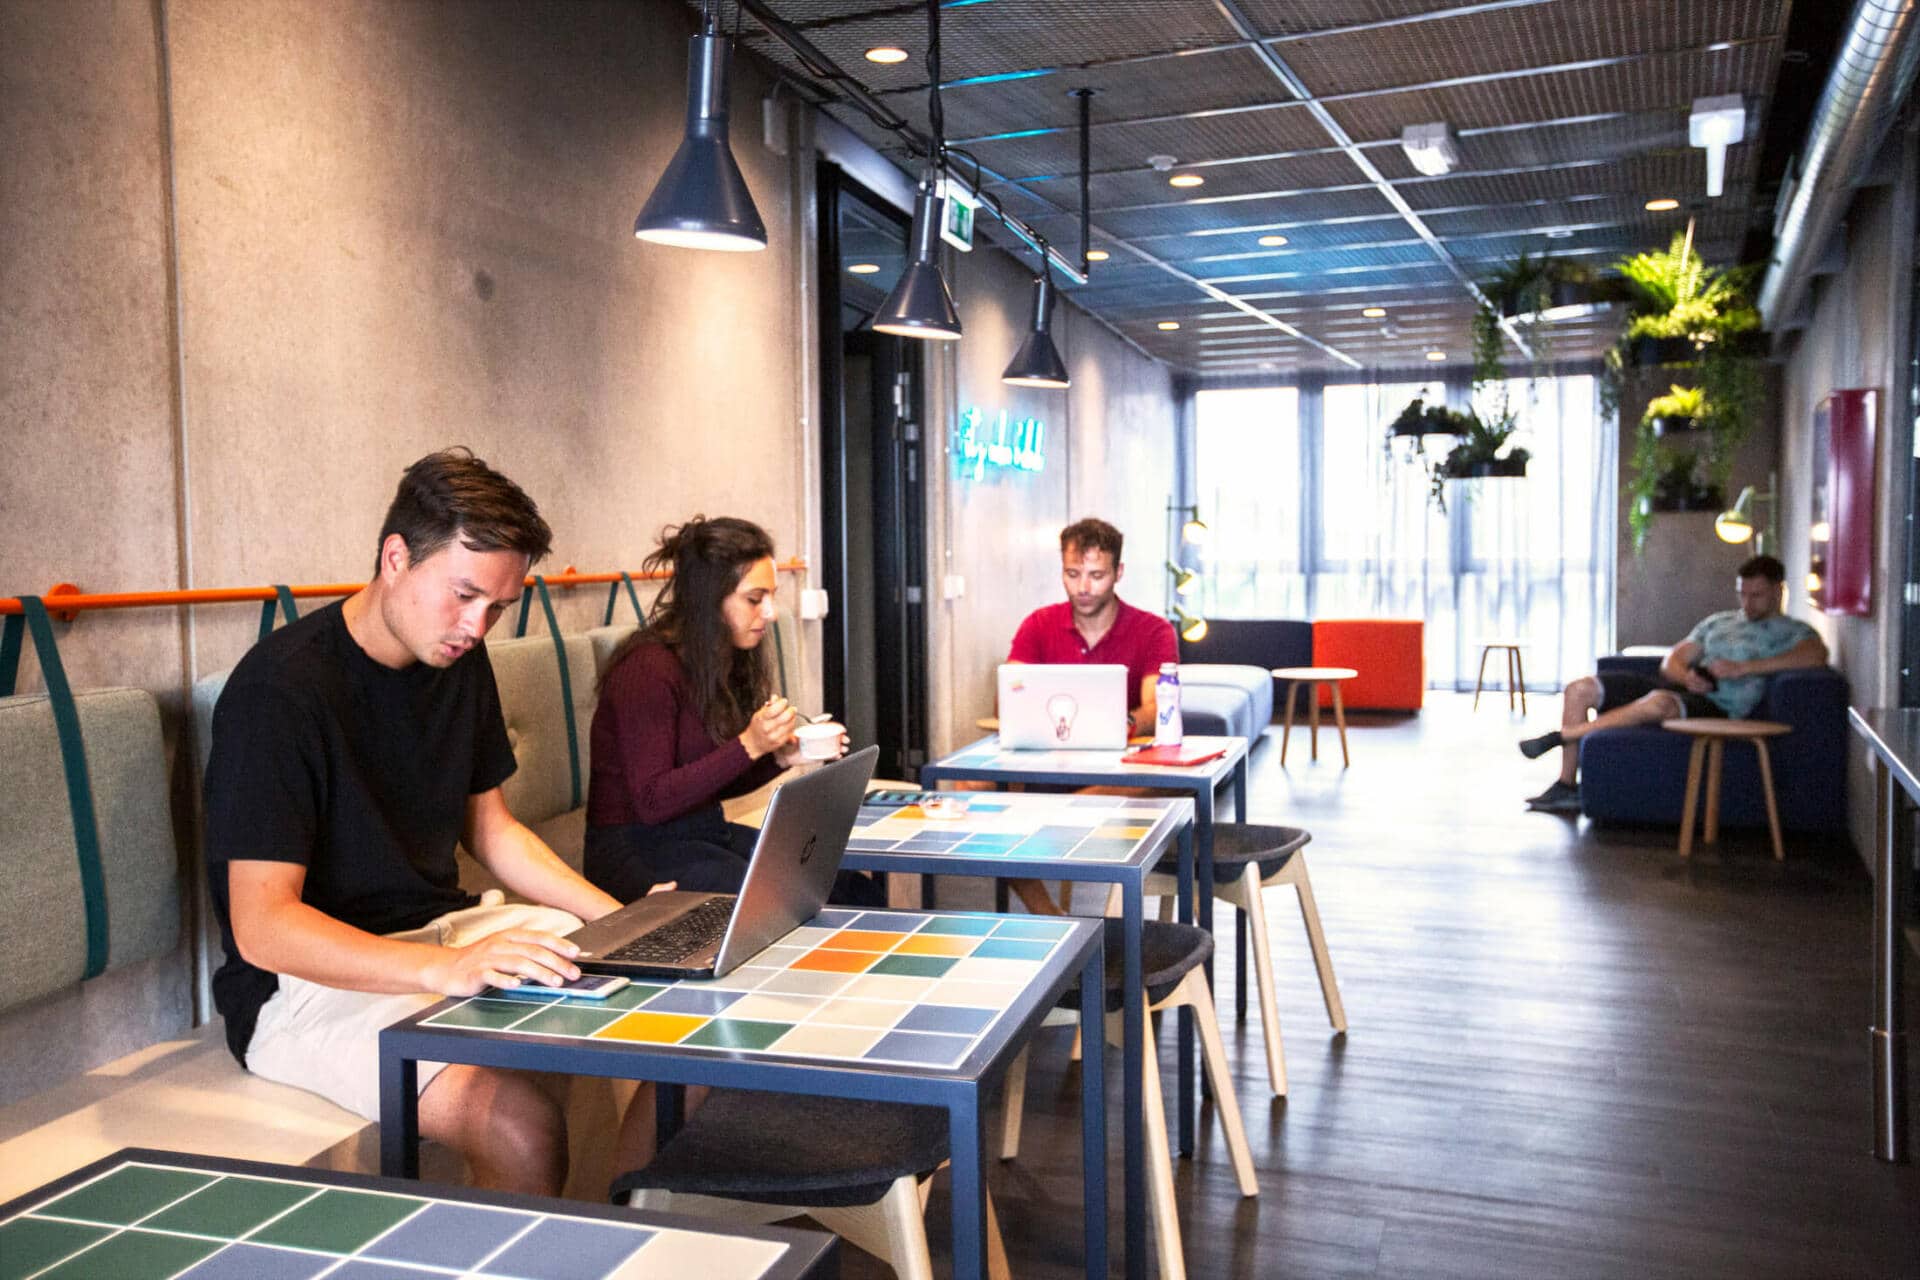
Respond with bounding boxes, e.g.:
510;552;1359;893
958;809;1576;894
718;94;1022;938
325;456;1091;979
1310;619;1424;710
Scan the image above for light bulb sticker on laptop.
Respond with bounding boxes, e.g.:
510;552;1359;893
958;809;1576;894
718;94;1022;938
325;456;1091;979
1046;693;1079;742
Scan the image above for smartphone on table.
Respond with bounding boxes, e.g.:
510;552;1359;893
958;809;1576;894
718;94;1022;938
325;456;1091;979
489;973;630;1000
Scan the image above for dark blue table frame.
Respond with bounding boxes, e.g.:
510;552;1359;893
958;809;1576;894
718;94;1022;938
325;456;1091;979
2;1147;839;1279
918;735;1251;1161
839;795;1193;1280
381;914;1106;1280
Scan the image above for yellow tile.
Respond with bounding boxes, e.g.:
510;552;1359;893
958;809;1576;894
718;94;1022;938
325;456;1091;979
595;1011;708;1044
894;933;978;957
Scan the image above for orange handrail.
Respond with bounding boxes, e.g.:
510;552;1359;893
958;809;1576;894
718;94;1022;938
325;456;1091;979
0;559;809;621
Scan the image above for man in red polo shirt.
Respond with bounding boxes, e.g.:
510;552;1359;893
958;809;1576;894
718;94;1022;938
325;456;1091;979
1000;519;1177;915
1009;517;1178;738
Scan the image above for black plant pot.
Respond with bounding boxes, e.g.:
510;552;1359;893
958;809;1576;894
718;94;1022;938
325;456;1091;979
1717;330;1770;359
1648;415;1703;437
1447;456;1529;480
1647;482;1724;513
1626;335;1698;367
1390;420;1464;439
1549;280;1593;309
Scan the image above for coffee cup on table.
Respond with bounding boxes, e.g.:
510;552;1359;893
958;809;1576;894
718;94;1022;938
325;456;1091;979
794;721;845;760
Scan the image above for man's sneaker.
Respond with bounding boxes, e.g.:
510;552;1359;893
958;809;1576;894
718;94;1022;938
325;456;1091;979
1517;731;1563;760
1526;781;1581;813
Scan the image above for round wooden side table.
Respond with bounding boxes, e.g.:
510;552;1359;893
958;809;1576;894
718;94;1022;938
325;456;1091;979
1271;667;1359;766
1661;718;1792;861
1474;640;1528;713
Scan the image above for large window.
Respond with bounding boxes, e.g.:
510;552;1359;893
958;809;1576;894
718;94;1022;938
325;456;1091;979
1191;375;1614;690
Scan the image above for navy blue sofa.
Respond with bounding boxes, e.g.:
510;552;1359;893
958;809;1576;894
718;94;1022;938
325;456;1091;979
1578;655;1849;833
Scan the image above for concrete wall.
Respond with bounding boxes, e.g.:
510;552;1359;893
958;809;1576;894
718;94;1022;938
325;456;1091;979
0;0;1177;1090
926;246;1178;750
1776;127;1919;862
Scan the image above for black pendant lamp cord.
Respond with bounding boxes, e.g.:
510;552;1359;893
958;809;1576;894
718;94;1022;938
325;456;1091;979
925;0;944;169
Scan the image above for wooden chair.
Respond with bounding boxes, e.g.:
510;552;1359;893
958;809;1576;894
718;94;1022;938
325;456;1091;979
614;1091;1008;1280
998;918;1256;1280
1142;823;1345;1096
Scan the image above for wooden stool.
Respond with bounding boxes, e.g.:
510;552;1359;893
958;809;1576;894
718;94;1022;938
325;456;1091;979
1662;718;1792;861
1271;666;1357;766
1473;641;1528;713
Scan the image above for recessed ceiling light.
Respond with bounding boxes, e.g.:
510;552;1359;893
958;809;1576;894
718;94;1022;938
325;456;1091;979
1362;306;1387;318
1545;228;1575;239
1645;197;1680;211
847;262;881;274
1084;249;1110;261
1258;234;1289;247
1426;350;1447;362
1169;173;1205;188
1158;321;1182;331
865;46;909;64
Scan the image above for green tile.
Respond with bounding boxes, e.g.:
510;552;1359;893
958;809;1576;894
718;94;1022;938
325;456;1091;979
251;1188;424;1253
422;998;533;1030
917;916;998;936
684;1018;791;1050
515;1003;625;1037
40;1165;214;1226
973;938;1053;961
144;1175;315;1238
870;954;957;978
0;1217;111;1280
36;1228;221;1280
599;982;669;1010
990;918;1073;941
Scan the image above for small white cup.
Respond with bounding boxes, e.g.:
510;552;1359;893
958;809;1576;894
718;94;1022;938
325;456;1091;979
794;722;844;760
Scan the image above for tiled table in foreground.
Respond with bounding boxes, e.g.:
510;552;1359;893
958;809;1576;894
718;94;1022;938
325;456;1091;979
918;734;1251;1158
0;1146;834;1279
840;791;1194;1280
381;910;1106;1280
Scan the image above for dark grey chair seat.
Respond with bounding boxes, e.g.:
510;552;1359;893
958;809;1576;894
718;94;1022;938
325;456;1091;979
1153;821;1310;883
610;1091;949;1209
1058;917;1212;1012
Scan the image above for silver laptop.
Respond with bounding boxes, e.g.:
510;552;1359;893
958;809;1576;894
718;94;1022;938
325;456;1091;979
997;663;1130;749
571;745;878;979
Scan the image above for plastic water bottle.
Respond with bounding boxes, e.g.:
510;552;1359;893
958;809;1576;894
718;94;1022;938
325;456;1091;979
1154;662;1184;745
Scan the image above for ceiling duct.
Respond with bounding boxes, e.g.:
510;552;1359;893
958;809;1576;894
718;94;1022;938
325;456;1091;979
1758;0;1920;331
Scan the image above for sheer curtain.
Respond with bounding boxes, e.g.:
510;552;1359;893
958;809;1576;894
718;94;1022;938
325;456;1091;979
1192;375;1615;690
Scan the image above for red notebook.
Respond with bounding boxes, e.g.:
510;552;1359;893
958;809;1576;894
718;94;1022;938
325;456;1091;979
1119;743;1227;768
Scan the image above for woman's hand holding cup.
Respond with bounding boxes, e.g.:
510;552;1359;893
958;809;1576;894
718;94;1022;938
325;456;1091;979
741;696;798;759
778;720;848;767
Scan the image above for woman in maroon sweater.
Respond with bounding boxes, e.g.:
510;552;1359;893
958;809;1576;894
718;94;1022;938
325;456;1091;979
584;517;881;905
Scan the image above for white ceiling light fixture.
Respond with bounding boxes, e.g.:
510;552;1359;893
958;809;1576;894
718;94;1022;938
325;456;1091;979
1689;94;1746;199
1399;122;1460;177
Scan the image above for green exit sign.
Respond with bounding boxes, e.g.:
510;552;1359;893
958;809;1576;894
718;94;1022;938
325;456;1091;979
940;182;977;253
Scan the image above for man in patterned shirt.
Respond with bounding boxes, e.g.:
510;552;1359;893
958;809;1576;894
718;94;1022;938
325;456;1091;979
1518;555;1827;813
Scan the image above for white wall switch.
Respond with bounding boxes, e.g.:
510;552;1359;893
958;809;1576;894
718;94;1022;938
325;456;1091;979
943;574;966;600
798;588;830;620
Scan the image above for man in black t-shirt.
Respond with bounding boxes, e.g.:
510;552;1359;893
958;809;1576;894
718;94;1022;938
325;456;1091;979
204;449;652;1196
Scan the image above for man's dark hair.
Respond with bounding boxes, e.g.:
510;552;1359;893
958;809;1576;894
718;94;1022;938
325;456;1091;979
1737;554;1785;585
376;447;553;573
1060;517;1124;564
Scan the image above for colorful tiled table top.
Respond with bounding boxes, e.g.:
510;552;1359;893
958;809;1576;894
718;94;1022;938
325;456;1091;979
932;734;1245;778
0;1155;796;1280
848;793;1186;864
415;910;1081;1072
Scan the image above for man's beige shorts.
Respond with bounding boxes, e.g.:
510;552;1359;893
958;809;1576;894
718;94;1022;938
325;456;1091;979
245;893;582;1122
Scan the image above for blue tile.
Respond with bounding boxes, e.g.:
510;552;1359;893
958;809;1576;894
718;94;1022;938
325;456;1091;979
178;1244;336;1280
895;1004;996;1035
483;1219;653;1278
846;839;896;852
972;938;1054;961
898;839;963;853
810;909;860;926
956;835;1020;853
328;1264;449;1280
991;919;1073;940
866;1030;972;1067
361;1202;530;1268
967;801;1010;812
853;911;931;930
639;986;744;1016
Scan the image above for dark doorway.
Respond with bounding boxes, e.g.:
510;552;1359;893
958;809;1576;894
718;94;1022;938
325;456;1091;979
818;163;929;780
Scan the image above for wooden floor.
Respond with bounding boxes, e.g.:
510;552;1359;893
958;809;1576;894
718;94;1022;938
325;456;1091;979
872;692;1920;1278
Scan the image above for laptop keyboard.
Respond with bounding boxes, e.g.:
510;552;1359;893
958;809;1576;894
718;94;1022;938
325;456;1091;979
602;896;737;964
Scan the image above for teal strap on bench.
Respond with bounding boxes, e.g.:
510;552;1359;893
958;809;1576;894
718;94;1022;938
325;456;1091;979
0;598;111;979
256;584;299;642
515;589;534;638
604;571;645;627
530;575;582;810
770;613;790;699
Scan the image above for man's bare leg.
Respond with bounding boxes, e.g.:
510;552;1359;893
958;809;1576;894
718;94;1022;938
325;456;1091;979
420;1064;568;1196
1522;684;1684;786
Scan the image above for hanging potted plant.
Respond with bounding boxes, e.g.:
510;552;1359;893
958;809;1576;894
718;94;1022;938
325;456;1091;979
1439;416;1531;480
1483;251;1550;320
1387;397;1473;440
1626;429;1724;550
1614;231;1762;367
1644;384;1708;436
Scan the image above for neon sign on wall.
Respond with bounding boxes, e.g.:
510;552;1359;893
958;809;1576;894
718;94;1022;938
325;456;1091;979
956;405;1046;479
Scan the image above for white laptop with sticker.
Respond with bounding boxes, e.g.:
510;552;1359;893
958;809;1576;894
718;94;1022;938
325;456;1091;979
997;663;1129;750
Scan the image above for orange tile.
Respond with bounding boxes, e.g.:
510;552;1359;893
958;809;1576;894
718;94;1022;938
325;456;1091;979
821;929;905;952
894;933;978;957
792;949;879;973
594;1011;708;1044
